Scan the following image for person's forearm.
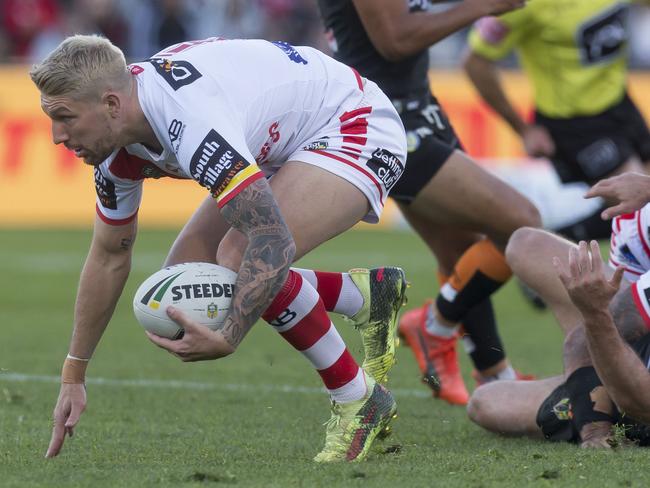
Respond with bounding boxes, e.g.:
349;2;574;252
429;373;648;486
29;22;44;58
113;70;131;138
68;245;131;359
463;52;527;135
357;1;493;61
583;310;650;423
218;179;296;349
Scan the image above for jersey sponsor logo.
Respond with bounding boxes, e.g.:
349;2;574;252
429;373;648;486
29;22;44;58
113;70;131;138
168;119;186;153
367;148;404;191
408;0;430;12
620;244;641;267
148;58;202;90
128;64;144;75
271;41;308;65
141;165;165;179
269;308;297;328
94;166;117;210
577;4;628;65
190;129;249;196
255;122;281;164
302;137;329;151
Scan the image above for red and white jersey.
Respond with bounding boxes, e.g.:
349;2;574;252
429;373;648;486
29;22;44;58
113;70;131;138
94;38;404;224
609;205;650;281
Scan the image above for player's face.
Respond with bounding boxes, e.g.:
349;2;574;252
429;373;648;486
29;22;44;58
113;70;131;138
41;94;118;166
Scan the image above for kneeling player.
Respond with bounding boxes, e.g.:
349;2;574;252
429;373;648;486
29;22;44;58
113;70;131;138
468;224;650;446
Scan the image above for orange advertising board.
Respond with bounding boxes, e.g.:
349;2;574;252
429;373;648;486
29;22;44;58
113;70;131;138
1;66;649;228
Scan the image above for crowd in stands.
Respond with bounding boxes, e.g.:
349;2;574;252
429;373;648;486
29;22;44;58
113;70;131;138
1;0;650;68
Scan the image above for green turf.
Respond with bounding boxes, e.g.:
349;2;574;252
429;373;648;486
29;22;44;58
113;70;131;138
1;228;648;487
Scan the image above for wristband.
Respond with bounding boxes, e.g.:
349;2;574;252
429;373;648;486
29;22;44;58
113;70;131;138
62;355;89;384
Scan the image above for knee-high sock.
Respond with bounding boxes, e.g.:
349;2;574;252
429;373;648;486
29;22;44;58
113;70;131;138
291;268;363;317
436;239;512;324
436;272;506;371
263;270;367;403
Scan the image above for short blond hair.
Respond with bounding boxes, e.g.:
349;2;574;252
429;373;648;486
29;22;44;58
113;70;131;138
30;35;130;99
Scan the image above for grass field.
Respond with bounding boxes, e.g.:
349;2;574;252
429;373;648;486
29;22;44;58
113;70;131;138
1;227;649;488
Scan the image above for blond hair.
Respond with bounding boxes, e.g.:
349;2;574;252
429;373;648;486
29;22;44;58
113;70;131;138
30;35;130;99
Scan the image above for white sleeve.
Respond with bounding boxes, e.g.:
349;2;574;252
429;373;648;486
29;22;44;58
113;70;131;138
93;154;143;225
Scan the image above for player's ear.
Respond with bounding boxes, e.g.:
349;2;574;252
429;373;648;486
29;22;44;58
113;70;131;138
103;92;121;118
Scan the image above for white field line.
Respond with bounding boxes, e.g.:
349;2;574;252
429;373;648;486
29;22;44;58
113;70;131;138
0;372;431;399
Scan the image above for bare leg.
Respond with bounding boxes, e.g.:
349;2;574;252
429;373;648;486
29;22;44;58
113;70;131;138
218;161;370;269
505;227;595;335
407;150;541;249
467;376;564;437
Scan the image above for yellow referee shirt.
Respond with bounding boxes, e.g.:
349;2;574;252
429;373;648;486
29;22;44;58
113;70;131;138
468;0;630;118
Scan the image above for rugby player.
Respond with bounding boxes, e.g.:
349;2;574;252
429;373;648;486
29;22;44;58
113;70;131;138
464;0;650;243
468;223;650;446
32;35;410;462
316;0;541;405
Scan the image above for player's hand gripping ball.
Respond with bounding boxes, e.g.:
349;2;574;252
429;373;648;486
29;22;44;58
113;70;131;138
133;262;236;339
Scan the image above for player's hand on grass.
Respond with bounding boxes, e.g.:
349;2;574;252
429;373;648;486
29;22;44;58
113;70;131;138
45;383;86;458
554;240;624;318
469;0;526;16
521;124;555;158
579;421;613;449
585;172;650;219
146;306;236;361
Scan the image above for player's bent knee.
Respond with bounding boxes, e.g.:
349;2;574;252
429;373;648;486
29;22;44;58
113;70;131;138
505;227;539;273
467;385;497;430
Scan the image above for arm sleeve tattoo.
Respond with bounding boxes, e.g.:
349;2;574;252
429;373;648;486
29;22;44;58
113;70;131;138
218;178;296;348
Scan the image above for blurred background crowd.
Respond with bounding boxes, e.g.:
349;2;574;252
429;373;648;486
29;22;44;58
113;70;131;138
3;0;650;68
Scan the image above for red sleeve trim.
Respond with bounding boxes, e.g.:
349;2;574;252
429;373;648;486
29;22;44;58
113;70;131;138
216;171;265;208
96;204;138;226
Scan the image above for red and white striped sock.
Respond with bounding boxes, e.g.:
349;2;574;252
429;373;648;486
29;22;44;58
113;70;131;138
263;270;367;403
292;268;363;318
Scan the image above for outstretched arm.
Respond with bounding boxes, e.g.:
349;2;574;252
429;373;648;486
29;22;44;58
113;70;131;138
46;215;136;457
463;50;554;157
555;240;650;425
352;0;525;61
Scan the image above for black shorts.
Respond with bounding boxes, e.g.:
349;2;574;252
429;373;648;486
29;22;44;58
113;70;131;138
537;333;650;445
389;92;461;204
536;382;580;443
535;93;650;184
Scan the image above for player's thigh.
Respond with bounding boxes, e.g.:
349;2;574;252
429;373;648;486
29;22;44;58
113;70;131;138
398;201;480;274
506;227;589;334
217;162;371;268
269;161;370;260
467;376;564;437
407;150;540;248
165;194;231;267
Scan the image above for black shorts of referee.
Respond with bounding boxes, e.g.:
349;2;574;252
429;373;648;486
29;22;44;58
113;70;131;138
535;92;650;185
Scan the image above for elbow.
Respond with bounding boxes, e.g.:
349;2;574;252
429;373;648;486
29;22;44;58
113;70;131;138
378;46;409;62
373;34;413;62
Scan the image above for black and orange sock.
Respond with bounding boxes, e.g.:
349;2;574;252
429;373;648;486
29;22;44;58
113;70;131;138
437;271;505;371
436;238;512;324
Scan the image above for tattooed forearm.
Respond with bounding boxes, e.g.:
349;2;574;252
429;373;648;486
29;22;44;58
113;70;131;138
218;178;296;348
